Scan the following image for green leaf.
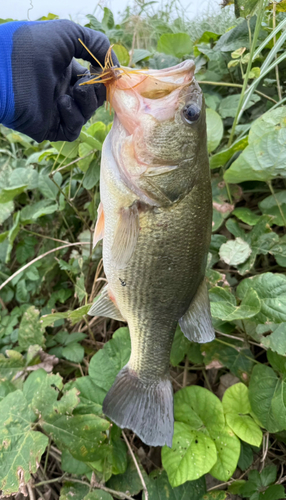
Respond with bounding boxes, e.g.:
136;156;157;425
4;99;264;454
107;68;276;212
23;369;48;405
61;448;91;475
162;421;217;487
62;342;85;363
259;485;286;500
219;94;260;119
225;413;262;447
256;322;286;355
249;364;286;433
267;350;286;375
237;272;286;323
68;376;105;416
16;279;28;303
32;374;110;461
79;131;102;151
0;350;25;381
18;306;45;351
260;464;277;487
0;390;48;495
102;7;114;30
132;49;151;64
209;427;240;482
60;481;89;500
107;455;148;496
0;380;16;402
83;160;100;190
215;17;258;52
202;339;254;382
113;44;130;65
109;425;127;475
206;108;224;153
147;470;206;500
233;207;261;226
0;184;28;203
75;273;86;302
223;383;251;414
170;325;191;366
225;107;286;184
209;136;248;169
238;442;254;471
157;33;193;58
38;171;62;200
20;199;58;221
0;201;14;224
259;190;286;226
201;492;227;500
51;140;80;159
174;385;225;431
219;237;252;265
78;143;95;172
89;327;131;392
41;304;90;327
83;491;113;500
210;287;261;321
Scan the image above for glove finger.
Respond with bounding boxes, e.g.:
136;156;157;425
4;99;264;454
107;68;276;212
71;60;89;85
73;75;106;120
57;94;85;142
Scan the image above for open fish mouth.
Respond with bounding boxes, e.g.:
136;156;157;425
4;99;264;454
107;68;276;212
111;59;195;101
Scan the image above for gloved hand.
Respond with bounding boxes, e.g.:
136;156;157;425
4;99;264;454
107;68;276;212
0;20;118;142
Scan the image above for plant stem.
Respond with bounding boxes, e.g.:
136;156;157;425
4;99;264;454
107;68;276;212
49;176;89;231
0;242;90;292
267;180;286;226
272;1;283;101
21;227;69;245
199;81;277;104
34;473;67;487
70;477;135;500
228;0;266;146
52;149;96;174
122;431;149;500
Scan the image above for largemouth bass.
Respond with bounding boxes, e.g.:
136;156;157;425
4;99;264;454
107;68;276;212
88;60;215;447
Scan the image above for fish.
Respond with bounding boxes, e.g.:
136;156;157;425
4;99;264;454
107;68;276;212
88;59;215;448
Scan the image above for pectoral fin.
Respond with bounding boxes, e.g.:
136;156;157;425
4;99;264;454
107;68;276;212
88;285;125;321
93;202;105;248
111;204;139;269
179;279;215;343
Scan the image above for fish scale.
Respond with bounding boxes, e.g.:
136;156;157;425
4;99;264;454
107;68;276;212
89;61;215;447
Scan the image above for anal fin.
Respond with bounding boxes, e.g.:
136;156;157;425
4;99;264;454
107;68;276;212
111;204;139;269
179;279;215;343
88;285;125;321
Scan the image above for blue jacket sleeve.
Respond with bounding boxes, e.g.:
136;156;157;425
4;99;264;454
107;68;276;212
0;20;117;142
0;22;27;126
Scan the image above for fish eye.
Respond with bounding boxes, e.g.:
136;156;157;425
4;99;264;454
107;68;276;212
182;103;201;124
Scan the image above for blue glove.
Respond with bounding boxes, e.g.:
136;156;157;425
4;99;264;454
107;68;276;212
0;20;118;142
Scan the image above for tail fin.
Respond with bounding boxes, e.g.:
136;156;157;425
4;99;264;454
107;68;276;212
102;366;174;447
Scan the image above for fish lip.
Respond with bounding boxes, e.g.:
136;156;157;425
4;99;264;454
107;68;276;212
142;59;195;78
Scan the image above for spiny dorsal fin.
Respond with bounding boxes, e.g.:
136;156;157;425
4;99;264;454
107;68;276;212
111;204;139;269
93;202;105;249
179;279;215;344
88;285;125;321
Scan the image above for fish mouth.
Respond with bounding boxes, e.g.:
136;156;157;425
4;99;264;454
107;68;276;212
113;59;195;100
109;59;196;133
